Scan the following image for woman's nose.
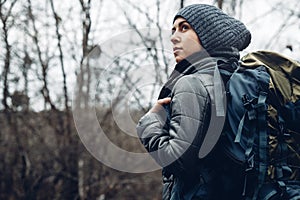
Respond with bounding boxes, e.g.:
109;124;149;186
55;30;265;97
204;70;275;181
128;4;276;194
170;32;180;44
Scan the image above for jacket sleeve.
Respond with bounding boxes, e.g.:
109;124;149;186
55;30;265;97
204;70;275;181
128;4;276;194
136;75;211;175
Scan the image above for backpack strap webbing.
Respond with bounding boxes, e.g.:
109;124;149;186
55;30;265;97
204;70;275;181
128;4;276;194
275;114;291;179
253;91;268;200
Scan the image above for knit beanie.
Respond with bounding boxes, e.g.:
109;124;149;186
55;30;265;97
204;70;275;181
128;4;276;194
173;4;251;53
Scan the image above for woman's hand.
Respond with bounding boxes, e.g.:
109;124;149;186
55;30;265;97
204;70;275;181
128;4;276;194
148;97;171;113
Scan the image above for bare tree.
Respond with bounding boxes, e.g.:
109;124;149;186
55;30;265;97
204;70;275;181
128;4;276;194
75;0;93;109
113;0;173;111
0;0;17;111
180;0;185;8
217;0;224;9
27;0;57;111
49;0;71;135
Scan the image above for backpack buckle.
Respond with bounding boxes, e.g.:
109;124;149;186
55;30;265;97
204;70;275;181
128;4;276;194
242;94;253;110
246;154;254;172
242;94;257;120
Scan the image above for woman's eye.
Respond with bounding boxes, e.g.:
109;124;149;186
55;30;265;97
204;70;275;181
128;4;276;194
181;24;189;31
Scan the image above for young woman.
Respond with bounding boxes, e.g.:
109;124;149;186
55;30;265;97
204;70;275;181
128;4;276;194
137;4;251;200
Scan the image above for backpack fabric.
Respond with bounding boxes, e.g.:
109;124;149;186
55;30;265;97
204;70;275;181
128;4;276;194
218;50;300;199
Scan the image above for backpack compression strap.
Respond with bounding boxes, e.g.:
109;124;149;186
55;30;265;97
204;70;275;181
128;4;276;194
253;91;268;200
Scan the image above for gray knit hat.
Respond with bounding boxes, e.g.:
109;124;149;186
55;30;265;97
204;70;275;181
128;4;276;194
174;4;251;53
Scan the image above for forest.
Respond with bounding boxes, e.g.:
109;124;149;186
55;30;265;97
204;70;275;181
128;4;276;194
1;0;300;199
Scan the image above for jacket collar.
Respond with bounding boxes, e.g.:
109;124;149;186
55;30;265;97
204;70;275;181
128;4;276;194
158;48;239;99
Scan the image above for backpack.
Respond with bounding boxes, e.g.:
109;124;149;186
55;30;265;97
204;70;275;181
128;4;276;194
219;50;300;200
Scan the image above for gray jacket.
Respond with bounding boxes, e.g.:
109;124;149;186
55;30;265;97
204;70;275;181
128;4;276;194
137;50;239;199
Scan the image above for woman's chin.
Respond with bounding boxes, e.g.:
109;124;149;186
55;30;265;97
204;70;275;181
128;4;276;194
175;56;184;63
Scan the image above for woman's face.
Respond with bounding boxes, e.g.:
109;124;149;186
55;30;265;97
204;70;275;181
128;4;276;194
171;17;203;63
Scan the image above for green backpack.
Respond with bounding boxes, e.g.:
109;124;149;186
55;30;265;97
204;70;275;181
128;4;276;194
219;50;300;199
